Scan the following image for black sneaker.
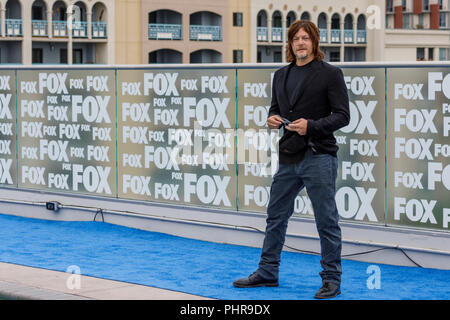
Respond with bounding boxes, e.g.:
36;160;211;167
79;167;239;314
314;282;341;299
233;272;279;288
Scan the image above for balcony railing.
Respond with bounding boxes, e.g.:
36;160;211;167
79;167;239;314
357;30;367;43
148;23;182;40
92;21;107;38
32;20;48;36
257;27;268;42
330;29;341;43
72;21;88;38
53;21;67;37
319;28;328;43
344;29;354;43
1;18;107;39
253;26;367;45
271;27;282;42
190;25;221;41
6;19;22;36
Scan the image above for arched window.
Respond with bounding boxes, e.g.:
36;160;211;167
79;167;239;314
257;10;267;27
357;14;366;30
190;49;222;63
318;12;327;29
344;14;354;43
300;12;310;21
286;11;296;27
149;49;182;64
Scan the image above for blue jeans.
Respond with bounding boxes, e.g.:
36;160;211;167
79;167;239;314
256;148;342;285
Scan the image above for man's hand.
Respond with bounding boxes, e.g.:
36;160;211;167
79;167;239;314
267;115;283;129
285;118;308;135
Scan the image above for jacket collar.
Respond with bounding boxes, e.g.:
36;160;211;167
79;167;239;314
281;59;323;109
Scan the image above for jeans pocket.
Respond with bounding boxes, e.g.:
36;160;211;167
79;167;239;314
310;155;335;185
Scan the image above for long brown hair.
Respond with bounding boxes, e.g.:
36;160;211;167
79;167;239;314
286;20;324;62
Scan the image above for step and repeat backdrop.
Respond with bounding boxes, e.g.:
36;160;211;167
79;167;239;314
17;70;116;197
117;69;237;209
387;68;450;231
0;66;448;232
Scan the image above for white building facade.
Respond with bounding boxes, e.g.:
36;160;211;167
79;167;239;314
249;0;385;63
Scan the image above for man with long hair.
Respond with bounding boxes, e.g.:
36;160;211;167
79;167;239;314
233;20;350;299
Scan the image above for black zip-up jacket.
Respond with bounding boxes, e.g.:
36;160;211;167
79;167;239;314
268;59;350;164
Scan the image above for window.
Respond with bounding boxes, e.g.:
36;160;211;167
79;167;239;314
60;49;67;64
233;12;243;27
403;13;411;28
32;48;43;63
439;48;448;61
387;0;393;12
233;49;243;63
423;0;429;11
402;0;407;11
416;47;425;60
274;51;281;63
32;7;43;20
418;13;424;28
73;49;83;64
428;48;434;60
330;52;340;62
439;12;447;28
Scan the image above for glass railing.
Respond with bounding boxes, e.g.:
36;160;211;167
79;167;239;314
357;30;367;43
6;19;22;36
32;20;48;37
330;29;341;43
319;28;328;43
257;27;268;42
344;29;354;43
148;23;182;40
271;27;282;42
53;21;67;37
92;21;107;38
72;21;88;38
190;25;221;41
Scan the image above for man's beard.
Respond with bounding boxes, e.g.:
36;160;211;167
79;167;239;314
296;52;310;60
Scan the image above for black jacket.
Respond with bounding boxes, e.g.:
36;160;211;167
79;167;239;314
268;59;350;163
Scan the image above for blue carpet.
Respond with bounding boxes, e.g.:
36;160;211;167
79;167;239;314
0;213;449;300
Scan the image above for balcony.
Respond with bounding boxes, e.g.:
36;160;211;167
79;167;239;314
357;30;367;43
32;20;48;37
257;27;268;42
72;21;88;38
271;27;282;42
344;29;354;43
92;22;107;38
190;25;221;41
330;29;341;43
6;19;22;36
53;21;67;37
148;23;182;40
